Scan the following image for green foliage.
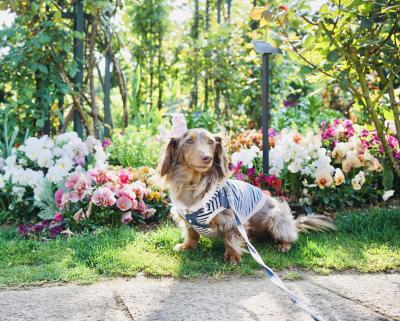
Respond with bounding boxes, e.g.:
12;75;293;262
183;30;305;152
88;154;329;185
108;126;162;168
273;95;343;132
254;0;400;177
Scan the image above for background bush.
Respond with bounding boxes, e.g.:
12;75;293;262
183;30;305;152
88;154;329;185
108;126;162;168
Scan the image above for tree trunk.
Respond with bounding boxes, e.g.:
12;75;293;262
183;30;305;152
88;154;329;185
354;62;400;178
190;0;199;109
217;0;222;24
88;13;99;137
227;0;232;23
111;54;128;128
157;33;163;110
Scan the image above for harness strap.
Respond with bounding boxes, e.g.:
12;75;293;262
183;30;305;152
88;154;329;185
223;186;325;321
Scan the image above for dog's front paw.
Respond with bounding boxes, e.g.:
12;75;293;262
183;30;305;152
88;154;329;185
276;241;292;252
224;251;242;265
174;243;196;251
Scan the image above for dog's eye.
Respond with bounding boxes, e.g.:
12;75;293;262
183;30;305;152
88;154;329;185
208;139;214;145
186;139;194;144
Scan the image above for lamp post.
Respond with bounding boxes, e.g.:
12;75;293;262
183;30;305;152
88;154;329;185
251;40;281;175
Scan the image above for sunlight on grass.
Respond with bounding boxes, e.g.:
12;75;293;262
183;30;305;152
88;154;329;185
0;207;399;287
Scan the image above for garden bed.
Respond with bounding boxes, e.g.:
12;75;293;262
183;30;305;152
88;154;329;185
1;207;399;289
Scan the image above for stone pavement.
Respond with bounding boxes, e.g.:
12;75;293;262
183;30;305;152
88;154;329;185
0;273;399;321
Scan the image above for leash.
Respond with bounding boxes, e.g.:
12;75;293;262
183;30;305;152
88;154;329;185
223;186;326;321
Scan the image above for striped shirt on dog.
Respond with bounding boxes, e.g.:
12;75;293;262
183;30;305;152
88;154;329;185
172;179;267;238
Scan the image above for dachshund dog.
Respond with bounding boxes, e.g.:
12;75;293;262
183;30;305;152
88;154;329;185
159;128;334;264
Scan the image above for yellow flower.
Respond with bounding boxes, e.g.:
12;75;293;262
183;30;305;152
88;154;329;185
333;168;345;186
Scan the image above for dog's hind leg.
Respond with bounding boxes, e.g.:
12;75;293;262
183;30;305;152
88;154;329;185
258;199;299;252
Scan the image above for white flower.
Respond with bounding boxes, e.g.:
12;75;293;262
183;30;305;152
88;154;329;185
231;146;259;168
46;157;72;183
47;166;67;183
56;157;73;173
55;132;79;145
315;168;333;189
351;171;366;191
382;190;395;201
11;186;26;199
37;148;54;168
332;142;348;161
0;175;6;189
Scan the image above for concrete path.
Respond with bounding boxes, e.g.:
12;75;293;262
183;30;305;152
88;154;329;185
0;273;399;321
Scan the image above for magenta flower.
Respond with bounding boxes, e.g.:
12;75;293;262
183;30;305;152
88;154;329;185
121;211;133;224
53;211;63;222
118;169;132;185
102;138;111;147
116;196;133;211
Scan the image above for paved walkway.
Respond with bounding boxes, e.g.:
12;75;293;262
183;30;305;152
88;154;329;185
0;273;399;321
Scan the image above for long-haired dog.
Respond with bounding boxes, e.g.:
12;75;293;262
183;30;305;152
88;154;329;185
159;128;334;264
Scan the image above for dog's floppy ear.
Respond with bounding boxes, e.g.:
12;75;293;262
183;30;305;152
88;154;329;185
160;138;178;177
214;134;230;179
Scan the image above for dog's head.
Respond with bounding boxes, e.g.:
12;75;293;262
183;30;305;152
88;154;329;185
160;128;230;179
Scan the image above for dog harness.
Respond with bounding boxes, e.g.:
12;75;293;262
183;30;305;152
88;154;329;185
176;179;267;237
171;178;325;321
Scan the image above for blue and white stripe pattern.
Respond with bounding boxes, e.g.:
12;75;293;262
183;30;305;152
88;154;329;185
183;179;267;238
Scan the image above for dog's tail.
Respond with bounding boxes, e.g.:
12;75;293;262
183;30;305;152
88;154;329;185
295;215;335;233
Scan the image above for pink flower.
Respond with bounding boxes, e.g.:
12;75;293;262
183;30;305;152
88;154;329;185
116;196;133;211
118;169;132;185
68;191;80;203
53;211;63;222
91;186;116;207
88;168;111;184
143;208;156;219
65;172;80;190
136;199;148;214
130;181;147;198
54;189;64;209
116;185;136;200
121;211;133;224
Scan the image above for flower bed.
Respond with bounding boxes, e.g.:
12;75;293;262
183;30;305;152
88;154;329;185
229;119;398;210
0;132;168;238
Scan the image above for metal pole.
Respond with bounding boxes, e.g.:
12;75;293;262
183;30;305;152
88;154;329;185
104;10;112;138
261;53;270;175
73;0;84;137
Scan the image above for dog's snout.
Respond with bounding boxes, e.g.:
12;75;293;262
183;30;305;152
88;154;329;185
202;155;212;164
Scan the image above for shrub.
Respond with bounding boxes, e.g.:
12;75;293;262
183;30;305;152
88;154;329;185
108;126;162;168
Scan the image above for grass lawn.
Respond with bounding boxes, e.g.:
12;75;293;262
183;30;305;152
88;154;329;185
0;207;399;288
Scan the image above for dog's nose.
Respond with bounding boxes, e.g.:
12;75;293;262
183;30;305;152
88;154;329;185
202;155;212;164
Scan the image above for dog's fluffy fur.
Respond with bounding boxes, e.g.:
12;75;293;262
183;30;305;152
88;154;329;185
159;128;335;263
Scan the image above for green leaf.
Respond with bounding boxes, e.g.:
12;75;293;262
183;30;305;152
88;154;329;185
327;50;340;62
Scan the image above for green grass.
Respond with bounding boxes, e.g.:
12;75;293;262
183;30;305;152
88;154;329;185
0;207;399;288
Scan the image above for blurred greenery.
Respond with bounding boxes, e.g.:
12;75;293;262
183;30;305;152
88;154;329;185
108;126;162;168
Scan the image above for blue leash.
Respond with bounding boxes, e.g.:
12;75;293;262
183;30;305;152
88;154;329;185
223;186;325;321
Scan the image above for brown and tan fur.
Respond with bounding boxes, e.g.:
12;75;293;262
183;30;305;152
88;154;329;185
159;128;335;264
